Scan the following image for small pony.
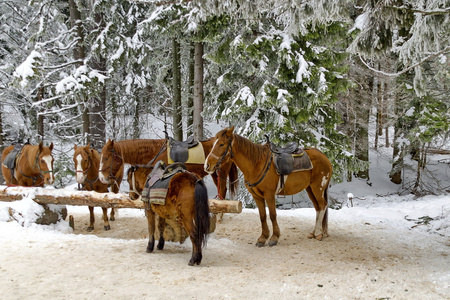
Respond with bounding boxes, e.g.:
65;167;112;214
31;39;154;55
73;144;116;231
1;142;54;187
127;164;210;266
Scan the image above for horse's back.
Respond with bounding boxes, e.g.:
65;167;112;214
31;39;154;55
305;148;332;175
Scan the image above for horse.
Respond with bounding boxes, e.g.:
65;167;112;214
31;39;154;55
73;144;116;231
1;142;54;187
98;138;238;219
126;164;210;266
204;127;332;246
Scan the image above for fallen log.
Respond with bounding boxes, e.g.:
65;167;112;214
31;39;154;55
0;185;242;214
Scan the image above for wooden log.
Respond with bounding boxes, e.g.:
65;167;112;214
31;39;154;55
0;185;242;214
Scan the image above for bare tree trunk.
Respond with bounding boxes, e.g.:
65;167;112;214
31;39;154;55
132;96;140;139
193;42;204;141
186;43;195;138
89;10;106;149
37;86;45;143
172;38;182;140
69;0;89;145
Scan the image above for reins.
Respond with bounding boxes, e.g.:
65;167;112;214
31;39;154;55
244;147;272;188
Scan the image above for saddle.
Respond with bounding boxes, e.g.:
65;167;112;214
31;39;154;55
165;132;204;164
265;135;313;190
142;161;187;205
1;143;25;179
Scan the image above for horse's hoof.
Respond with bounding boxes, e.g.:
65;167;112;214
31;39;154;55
268;240;278;246
146;248;154;253
104;225;111;231
315;234;323;241
256;241;265;247
87;227;94;232
110;217;115;221
307;233;315;239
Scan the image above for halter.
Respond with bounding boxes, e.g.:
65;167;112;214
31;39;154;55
99;147;123;183
18;150;53;186
210;135;234;172
77;153;98;190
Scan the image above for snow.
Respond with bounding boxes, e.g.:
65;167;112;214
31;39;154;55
0;132;449;299
14;50;42;88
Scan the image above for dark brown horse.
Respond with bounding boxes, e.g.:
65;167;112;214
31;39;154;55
127;164;209;266
1;142;54;187
73;144;116;231
98;138;238;213
204;127;332;246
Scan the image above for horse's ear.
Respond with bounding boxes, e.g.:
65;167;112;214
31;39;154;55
39;142;44;152
226;126;235;135
49;143;54;151
74;144;77;150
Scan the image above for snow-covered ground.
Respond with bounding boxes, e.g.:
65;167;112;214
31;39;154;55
0;128;449;299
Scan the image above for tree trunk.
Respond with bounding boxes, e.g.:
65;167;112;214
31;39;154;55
0;186;243;214
186;43;195;138
69;0;89;145
37;86;45;143
89;11;106;148
193;42;204;141
132;96;140;139
172;38;182;140
355;74;371;180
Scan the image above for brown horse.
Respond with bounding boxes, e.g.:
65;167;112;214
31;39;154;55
204;127;332;246
127;164;209;266
73;144;116;231
98;138;238;209
1;142;54;187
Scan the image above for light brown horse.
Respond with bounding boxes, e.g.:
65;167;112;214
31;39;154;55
73;144;116;231
127;164;209;266
204;127;332;246
1;142;54;187
98;138;238;208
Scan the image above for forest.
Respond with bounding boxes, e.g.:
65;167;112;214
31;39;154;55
0;0;449;195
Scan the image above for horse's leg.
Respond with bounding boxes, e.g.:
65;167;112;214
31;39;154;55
253;195;270;247
146;209;156;253
305;186;328;241
156;216;165;250
87;206;95;231
109;208;115;221
101;207;111;231
265;194;280;246
179;212;201;266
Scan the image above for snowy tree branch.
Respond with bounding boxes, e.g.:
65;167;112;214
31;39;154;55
358;45;450;77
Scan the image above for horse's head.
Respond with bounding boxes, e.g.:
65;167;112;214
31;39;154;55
204;126;235;174
126;165;153;200
73;144;93;184
99;139;123;185
38;142;55;185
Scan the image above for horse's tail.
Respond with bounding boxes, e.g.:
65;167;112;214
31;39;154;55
323;186;329;235
228;163;239;199
194;179;210;248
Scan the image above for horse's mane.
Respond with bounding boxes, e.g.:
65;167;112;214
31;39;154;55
115;139;166;164
232;133;269;166
126;164;153;177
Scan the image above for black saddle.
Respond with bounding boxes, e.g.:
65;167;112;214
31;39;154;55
265;135;303;176
166;132;199;163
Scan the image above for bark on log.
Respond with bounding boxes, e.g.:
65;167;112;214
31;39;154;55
0;185;242;214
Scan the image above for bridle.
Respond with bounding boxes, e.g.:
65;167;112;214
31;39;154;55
19;150;53;186
76;152;98;190
209;135;234;172
99;147;123;184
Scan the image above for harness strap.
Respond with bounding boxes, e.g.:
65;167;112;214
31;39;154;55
244;150;273;188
